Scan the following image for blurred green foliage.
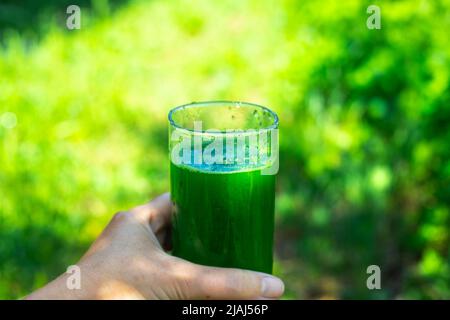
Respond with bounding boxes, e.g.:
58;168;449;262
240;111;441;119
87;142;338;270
0;0;449;299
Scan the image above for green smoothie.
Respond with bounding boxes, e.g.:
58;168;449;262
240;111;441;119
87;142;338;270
170;161;275;273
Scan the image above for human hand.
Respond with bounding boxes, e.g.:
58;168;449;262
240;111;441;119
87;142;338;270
27;193;284;300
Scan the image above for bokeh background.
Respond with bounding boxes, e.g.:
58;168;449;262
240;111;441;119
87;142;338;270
0;0;449;299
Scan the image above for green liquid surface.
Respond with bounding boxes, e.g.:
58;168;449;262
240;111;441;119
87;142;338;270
170;162;275;274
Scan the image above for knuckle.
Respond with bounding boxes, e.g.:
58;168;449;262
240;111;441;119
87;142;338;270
224;270;250;295
112;210;131;222
225;270;260;298
203;268;255;298
164;258;198;299
170;258;196;283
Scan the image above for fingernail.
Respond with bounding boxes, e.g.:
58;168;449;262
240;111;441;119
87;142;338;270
261;276;284;298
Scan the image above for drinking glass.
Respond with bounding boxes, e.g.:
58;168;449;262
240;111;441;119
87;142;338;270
168;101;278;273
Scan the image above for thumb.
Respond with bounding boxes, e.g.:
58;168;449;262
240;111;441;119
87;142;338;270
176;261;284;300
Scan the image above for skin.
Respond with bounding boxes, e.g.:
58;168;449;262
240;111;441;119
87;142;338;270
26;193;284;300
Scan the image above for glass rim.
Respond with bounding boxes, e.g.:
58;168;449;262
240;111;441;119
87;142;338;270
168;100;279;135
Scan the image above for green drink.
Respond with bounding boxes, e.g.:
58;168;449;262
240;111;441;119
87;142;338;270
168;101;279;274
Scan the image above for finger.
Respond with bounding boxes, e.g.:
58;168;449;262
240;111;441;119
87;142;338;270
129;193;173;234
175;261;284;300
